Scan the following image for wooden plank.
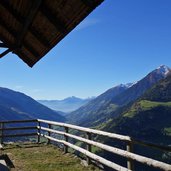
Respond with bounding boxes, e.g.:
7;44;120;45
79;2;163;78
47;124;51;144
64;127;69;153
0;49;11;58
0;1;25;23
0;1;49;48
0;18;39;58
38;119;171;152
0;43;7;48
37;122;41;143
40;4;67;34
29;27;50;47
126;142;134;170
0;126;37;131
15;0;42;47
39;133;131;171
39;126;171;171
0;133;37;138
81;0;104;8
23;41;40;58
1;119;37;124
0;123;4;144
86;132;92;164
38;119;131;141
0;32;13;51
0;144;3;155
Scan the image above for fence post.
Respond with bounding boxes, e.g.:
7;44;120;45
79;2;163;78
127;142;134;170
86;132;92;165
37;121;40;143
47;124;51;144
64;127;68;153
0;123;4;144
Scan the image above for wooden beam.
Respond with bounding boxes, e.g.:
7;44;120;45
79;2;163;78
39;127;171;171
0;17;40;59
23;41;40;59
15;0;42;47
0;43;7;48
0;32;14;56
29;27;50;47
0;133;37;138
0;1;49;47
17;51;36;67
0;17;17;40
0;0;25;23
0;126;37;131
0;49;11;58
0;22;16;50
81;0;104;8
81;0;97;8
40;4;67;34
38;119;131;141
38;119;171;152
0;119;37;124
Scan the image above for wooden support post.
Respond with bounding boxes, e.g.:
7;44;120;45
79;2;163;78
64;127;69;153
0;49;11;58
127;142;134;170
47;124;51;144
0;43;7;48
0;123;4;144
86;132;92;165
37;122;41;143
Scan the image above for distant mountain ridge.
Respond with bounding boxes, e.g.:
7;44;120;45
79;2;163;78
38;96;94;113
67;83;133;125
67;65;171;127
102;73;171;145
98;74;171;171
110;65;171;106
0;87;65;122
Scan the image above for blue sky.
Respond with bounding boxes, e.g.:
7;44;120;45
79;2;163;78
0;0;171;100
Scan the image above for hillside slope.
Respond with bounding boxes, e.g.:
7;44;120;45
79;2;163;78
0;87;65;122
67;84;131;125
103;74;171;144
68;65;171;127
97;74;171;171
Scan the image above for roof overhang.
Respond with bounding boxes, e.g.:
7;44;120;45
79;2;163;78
0;0;104;67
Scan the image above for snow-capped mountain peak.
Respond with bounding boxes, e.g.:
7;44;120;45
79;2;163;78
118;83;134;88
156;65;171;76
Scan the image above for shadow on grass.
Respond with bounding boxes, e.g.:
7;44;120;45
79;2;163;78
0;154;15;169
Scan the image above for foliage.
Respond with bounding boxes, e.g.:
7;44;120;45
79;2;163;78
123;100;171;118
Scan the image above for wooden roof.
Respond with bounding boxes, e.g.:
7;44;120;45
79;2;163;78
0;0;104;67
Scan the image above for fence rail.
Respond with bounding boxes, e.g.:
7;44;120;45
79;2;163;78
0;119;171;171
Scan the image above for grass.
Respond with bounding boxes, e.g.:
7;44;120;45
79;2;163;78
124;100;171;118
2;143;100;171
164;127;171;136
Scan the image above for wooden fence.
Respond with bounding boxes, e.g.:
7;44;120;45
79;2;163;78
0;119;171;171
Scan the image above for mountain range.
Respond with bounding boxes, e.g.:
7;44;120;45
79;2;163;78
0;65;170;170
67;65;171;127
99;73;171;171
38;96;94;113
0;87;65;122
65;65;171;170
103;73;171;143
